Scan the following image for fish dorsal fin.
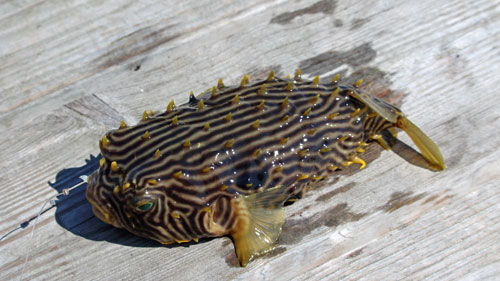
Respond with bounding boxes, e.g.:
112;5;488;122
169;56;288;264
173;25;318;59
197;87;214;100
230;185;290;266
349;89;401;123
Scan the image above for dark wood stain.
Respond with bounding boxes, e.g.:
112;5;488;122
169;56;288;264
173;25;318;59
348;67;404;107
93;25;180;71
316;182;357;202
280;203;367;245
380;192;427;213
300;43;405;108
433;194;454;206
422;194;440;205
421;189;452;206
350;18;369;30
290;204;313;217
270;0;337;25
299;43;377;77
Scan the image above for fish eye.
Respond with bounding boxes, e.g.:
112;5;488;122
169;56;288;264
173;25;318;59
132;197;156;212
137;201;154;211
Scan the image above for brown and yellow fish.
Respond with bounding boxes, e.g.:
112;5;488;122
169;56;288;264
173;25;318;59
86;70;445;266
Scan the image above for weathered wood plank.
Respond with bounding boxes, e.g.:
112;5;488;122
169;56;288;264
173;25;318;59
1;0;499;280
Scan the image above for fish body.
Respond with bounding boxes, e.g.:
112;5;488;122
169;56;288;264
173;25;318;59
86;71;445;266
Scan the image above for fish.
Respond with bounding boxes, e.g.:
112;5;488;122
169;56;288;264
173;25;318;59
86;70;445;266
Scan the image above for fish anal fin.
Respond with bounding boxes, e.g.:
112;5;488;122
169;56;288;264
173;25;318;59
378;129;399;149
230;185;289;267
371;133;392;150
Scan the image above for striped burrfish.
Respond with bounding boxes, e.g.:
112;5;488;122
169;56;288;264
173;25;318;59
86;70;445;266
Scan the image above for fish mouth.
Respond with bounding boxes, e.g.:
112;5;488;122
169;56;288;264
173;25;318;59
91;204;123;229
86;172;123;229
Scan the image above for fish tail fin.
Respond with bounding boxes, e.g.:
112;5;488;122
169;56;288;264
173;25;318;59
397;116;446;170
230;185;290;266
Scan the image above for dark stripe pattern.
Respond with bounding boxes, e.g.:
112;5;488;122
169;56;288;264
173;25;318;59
86;74;398;244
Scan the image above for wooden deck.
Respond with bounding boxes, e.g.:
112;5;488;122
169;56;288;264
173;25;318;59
1;0;499;280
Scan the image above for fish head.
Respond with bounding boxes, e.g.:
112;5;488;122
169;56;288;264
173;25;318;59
86;171;125;229
86;170;169;240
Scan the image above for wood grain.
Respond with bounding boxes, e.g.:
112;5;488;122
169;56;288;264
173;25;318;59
1;0;499;280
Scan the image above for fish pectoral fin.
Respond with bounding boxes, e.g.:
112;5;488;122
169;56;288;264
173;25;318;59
230;185;290;267
397;116;446;170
